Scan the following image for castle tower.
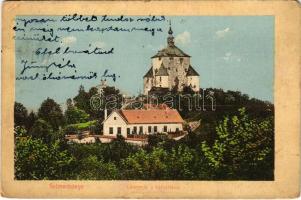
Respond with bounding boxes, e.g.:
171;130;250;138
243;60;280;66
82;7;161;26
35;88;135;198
143;23;200;95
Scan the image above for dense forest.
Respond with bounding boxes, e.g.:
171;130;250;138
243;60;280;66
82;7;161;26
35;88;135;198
14;85;274;180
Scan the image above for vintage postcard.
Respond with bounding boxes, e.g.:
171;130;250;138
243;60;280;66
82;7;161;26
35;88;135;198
1;0;300;198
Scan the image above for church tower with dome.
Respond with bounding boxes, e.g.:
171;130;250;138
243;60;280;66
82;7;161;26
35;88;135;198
143;24;200;95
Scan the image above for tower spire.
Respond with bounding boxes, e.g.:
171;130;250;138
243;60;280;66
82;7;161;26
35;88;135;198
167;20;174;46
168;20;173;35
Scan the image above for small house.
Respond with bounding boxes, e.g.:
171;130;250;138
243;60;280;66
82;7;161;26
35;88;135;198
102;105;184;138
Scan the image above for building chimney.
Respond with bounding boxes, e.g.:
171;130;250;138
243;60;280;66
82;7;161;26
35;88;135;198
104;108;108;120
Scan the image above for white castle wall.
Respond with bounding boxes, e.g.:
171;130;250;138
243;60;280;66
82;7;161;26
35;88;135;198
187;76;200;92
144;52;199;94
144;77;153;95
152;57;162;70
154;75;169;88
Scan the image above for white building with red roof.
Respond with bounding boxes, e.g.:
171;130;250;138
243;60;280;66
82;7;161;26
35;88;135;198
102;104;184;138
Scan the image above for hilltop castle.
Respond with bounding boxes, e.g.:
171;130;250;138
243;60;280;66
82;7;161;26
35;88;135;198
143;25;200;95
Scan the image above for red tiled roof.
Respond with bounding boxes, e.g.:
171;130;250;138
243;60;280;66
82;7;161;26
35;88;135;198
119;109;184;124
143;103;170;110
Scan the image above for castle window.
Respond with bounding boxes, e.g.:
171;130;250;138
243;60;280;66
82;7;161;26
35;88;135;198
148;126;152;133
163;126;167;132
159;77;162;82
180;58;183;64
114;117;117;120
127;128;131;135
109;127;113;134
158;57;161;60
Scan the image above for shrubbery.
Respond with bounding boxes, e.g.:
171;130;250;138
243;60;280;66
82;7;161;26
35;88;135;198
14;86;274;180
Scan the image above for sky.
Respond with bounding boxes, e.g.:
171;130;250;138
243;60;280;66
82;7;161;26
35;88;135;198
15;15;274;110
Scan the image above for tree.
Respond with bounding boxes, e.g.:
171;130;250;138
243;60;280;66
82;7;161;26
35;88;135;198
15;137;74;180
146;134;177;152
14;102;28;128
92;86;123;121
201;108;274;180
102;86;123;110
66;98;73;108
182;86;195;95
73;85;103;119
73;85;90;113
180;132;203;149
147;134;167;148
29;119;53;143
101;135;139;164
91;119;103;135
165;145;195;179
76;155;119;180
38;98;64;130
14;126;27;138
121;145;196;180
121;147;168;179
65;106;89;125
88;87;102;119
25;111;37;131
88;87;99;97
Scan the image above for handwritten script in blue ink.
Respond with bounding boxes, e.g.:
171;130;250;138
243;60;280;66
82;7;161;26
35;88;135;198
14;14;166;82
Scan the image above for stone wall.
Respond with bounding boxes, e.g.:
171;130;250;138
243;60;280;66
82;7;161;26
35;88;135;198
144;56;199;94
